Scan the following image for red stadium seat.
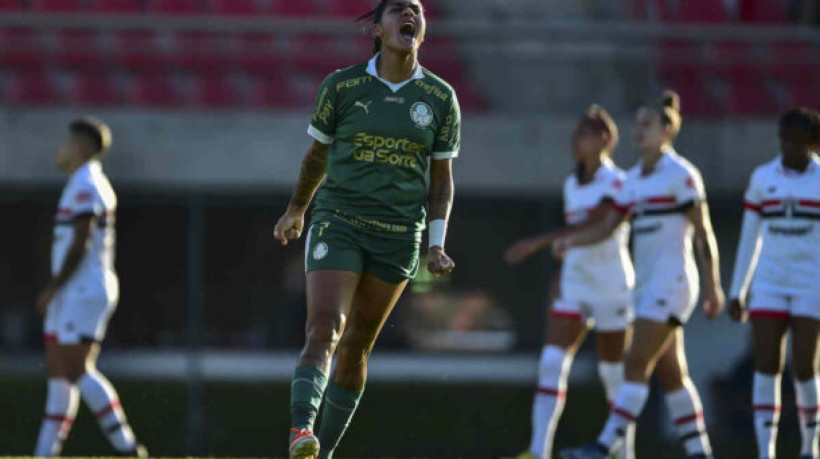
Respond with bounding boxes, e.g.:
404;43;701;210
150;0;202;15
328;0;372;18
659;64;721;117
0;0;24;10
112;30;168;71
769;42;815;84
229;33;282;73
784;86;820;110
679;0;728;23
174;31;224;72
54;29;104;69
32;0;84;12
210;0;271;15
739;0;787;23
89;0;142;13
632;0;677;21
274;0;314;17
69;72;121;106
0;28;46;69
705;43;780;115
126;74;180;107
3;70;55;105
190;74;238;107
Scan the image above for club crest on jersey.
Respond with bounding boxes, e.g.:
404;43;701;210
410;102;433;129
313;242;329;260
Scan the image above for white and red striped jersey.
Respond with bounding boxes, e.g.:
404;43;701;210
52;160;118;300
615;148;706;294
561;158;634;297
740;155;820;290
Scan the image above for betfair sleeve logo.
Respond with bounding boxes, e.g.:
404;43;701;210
352;133;425;169
313;87;333;126
336;76;373;91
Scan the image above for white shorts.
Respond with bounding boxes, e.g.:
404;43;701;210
44;292;116;345
635;284;698;326
552;295;633;332
749;286;820;321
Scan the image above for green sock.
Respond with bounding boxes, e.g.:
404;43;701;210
290;364;328;437
317;381;364;459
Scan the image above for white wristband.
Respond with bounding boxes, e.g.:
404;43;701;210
428;219;448;249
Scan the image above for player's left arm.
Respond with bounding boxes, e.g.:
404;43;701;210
35;215;96;316
683;170;725;318
427;158;455;276
427;90;461;277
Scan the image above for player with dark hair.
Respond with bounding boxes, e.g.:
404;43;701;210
505;105;636;459
559;91;724;459
34;118;146;457
273;1;461;458
730;108;820;459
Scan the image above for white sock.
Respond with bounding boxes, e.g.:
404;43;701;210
599;361;634;459
598;382;649;452
666;378;712;456
795;376;820;458
34;378;79;456
77;371;137;452
753;373;781;459
529;345;572;458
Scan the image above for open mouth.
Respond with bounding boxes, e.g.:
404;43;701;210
399;22;417;40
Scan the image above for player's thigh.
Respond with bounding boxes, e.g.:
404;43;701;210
54;342;96;381
360;233;420;286
45;342;64;378
790;315;820;380
751;317;789;375
546;298;589;352
595;328;631;363
305;270;361;332
340;271;410;352
655;328;689;391
624;318;676;381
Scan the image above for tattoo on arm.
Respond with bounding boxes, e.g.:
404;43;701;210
289;142;328;211
428;161;454;221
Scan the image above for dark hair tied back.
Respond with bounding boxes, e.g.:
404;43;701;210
358;0;390;55
662;90;681;113
780;108;820;144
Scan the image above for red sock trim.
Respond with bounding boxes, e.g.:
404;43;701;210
753;404;781;412
797;405;820;415
44;414;74;424
537;386;567;397
750;310;789;320
95;400;121;419
611;406;637;421
674;412;703;426
551;310;584;321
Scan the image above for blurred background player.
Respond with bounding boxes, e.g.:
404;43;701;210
729;108;820;459
557;91;724;459
505;105;635;459
271;1;460;458
33;118;146;457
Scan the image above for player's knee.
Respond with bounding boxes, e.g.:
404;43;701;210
792;356;818;381
624;352;652;382
304;317;344;351
754;352;784;375
336;339;372;368
63;365;87;383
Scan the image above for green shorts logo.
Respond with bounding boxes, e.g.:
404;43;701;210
410;102;433;129
313;242;329;260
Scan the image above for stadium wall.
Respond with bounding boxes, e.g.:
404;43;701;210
0;108;779;193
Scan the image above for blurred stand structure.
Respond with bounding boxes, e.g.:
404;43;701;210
0;0;819;456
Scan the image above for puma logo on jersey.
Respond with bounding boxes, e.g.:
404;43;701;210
355;100;373;114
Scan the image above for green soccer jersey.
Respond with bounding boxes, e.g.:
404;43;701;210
307;53;461;240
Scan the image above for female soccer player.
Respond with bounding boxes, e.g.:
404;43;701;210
273;1;460;458
558;91;724;459
34;118;146;457
504;105;636;459
729;108;820;459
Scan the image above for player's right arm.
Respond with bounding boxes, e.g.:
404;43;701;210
274;140;330;246
36;215;95;316
551;204;626;258
504;199;616;264
728;169;765;323
274;72;337;246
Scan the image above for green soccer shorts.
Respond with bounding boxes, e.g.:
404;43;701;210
304;217;420;284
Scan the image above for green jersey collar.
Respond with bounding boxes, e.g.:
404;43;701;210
366;52;425;93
